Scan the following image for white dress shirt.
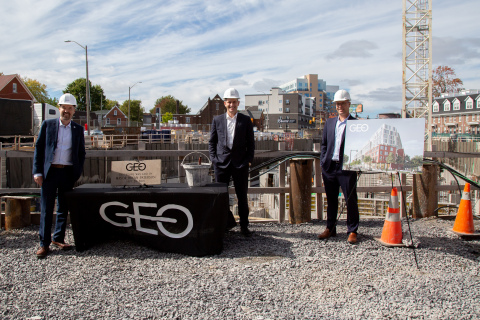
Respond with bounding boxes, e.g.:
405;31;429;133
332;115;349;161
226;112;237;149
52;119;73;165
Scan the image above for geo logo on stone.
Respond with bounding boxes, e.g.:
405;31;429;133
349;123;369;132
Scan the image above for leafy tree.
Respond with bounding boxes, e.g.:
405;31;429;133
104;99;119;110
120;99;144;124
64;78;106;111
386;152;395;165
343;154;349;164
364;155;372;163
432;66;464;97
162;112;173;123
154;95;190;114
23;77;50;103
46;97;59;106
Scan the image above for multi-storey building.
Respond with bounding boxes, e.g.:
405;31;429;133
278;74;343;129
245;88;315;133
432;90;480;138
354;123;405;170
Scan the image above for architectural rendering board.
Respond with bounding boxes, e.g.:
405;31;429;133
343;119;425;173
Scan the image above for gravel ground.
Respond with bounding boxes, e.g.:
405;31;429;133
1;217;479;320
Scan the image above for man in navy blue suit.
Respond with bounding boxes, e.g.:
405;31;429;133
209;88;255;237
317;90;359;244
33;93;86;258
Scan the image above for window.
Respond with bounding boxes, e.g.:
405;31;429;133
12;83;17;93
444;101;451;111
477;100;480;108
114;110;117;116
279;108;282;112
106;118;110;125
117;118;121;125
286;99;290;105
285;108;290;113
258;100;263;105
433;102;439;112
453;101;460;110
279;124;282;128
186;117;190;123
466;100;473;109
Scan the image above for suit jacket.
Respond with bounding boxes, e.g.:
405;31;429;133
320;114;356;172
208;112;255;169
33;118;86;182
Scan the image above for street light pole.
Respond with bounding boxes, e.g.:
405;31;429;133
65;40;91;135
128;81;142;127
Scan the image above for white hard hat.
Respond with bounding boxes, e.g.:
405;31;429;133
59;93;77;106
333;89;351;102
223;88;240;100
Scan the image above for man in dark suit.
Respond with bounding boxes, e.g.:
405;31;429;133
33;93;86;258
318;89;360;244
209;88;255;236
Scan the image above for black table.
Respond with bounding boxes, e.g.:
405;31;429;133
66;183;229;256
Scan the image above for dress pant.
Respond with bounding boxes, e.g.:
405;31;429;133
322;161;359;234
39;167;74;247
214;164;249;228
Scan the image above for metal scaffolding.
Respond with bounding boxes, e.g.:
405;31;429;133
402;0;433;150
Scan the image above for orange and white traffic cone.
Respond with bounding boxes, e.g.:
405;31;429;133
375;187;406;247
452;183;479;238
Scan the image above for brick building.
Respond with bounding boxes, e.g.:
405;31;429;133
0;74;35;101
432;90;480;138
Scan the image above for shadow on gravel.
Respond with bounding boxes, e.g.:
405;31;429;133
414;235;480;262
219;231;295;259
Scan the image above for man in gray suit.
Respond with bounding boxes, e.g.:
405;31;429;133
33;93;86;258
209;88;255;236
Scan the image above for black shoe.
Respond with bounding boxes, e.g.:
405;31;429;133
240;227;253;237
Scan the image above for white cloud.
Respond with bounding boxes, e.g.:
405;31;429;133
1;0;480;119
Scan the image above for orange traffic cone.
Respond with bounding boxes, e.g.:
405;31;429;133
375;187;406;247
452;183;479;238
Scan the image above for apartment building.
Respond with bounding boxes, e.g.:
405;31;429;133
432;90;480;138
245;88;315;133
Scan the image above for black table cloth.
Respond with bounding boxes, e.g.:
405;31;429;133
66;183;229;256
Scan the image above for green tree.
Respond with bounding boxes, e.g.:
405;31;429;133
120;99;144;124
386;152;395;165
433;66;464;97
162;112;173;123
343;154;349;165
23;77;50;103
64;78;106;111
104;99;119;110
154;95;190;114
46;96;59;106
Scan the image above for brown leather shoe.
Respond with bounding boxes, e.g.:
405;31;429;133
317;228;336;239
347;232;357;244
52;241;73;250
36;247;49;258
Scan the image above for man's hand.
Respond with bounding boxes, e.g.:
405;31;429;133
34;176;43;186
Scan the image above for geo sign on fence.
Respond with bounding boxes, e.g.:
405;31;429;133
111;160;162;186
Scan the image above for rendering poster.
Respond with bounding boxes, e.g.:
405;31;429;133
343;118;425;173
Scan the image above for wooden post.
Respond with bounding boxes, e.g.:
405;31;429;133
289;158;313;224
4;196;31;230
279;161;286;223
313;143;323;220
178;142;186;183
399;173;407;218
412;163;438;218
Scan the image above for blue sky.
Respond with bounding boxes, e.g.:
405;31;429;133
2;0;480;118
